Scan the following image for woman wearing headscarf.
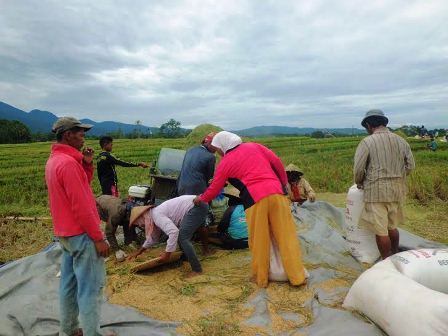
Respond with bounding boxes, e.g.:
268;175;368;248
193;131;306;287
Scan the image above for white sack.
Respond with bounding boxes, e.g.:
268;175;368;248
268;238;309;282
345;185;380;263
269;238;288;281
343;259;448;336
391;248;448;294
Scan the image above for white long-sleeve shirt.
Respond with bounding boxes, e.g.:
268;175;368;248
142;195;195;252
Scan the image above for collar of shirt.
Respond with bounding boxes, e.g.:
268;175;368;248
51;143;83;163
372;126;389;134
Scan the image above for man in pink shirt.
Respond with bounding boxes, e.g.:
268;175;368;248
45;117;111;336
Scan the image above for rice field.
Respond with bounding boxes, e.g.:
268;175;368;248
1;135;446;335
0;136;446;217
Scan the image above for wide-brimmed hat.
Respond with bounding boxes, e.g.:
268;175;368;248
361;109;388;128
223;185;240;199
52;116;93;134
285;164;304;176
129;205;154;226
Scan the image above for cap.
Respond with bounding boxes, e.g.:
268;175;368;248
202;132;216;145
361;109;388;128
52;117;93;134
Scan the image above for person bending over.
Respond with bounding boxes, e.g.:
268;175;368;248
96;195;141;262
194;131;307;288
129;195;209;276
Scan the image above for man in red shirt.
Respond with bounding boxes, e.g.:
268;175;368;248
45;117;111;336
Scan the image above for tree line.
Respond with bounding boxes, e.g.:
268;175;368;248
1;118;446;144
0;118;188;144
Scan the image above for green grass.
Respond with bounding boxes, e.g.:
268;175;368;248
0;136;446;216
0;219;54;263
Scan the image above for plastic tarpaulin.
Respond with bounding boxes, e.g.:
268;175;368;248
0;201;444;335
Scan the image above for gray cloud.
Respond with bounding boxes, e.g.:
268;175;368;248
1;0;447;130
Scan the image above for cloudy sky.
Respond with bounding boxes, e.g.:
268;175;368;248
1;0;447;130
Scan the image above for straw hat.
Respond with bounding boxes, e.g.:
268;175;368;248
129;205;154;226
223;185;240;198
285;164;304;176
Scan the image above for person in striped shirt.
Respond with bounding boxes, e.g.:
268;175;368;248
354;109;415;260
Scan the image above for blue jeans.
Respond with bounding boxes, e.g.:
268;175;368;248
178;203;208;272
59;234;105;336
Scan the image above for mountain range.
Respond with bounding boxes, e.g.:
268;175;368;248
0;101;159;136
0;101;365;136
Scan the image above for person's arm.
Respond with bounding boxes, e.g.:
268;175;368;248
128;246;148;260
218;206;234;234
354;141;369;188
404;143;415;175
152;210;180;253
258;144;288;187
61;161;104;242
105;152;139;167
205;156;216;185
105;215;120;251
302;178;316;202
128;234;154;260
195;161;229;204
82;147;95;183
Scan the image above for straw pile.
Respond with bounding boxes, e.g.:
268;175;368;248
184;124;223;150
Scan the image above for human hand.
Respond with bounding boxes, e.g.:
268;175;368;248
82;147;94;164
94;240;110;258
193;196;202;206
127;247;145;261
158;251;172;263
139;162;149;168
309;195;316;202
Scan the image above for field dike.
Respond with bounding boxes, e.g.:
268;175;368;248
106;202;367;336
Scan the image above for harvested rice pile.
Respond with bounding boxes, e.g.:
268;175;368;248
106;243;361;335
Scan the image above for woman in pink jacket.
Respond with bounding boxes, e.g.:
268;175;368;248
194;131;306;287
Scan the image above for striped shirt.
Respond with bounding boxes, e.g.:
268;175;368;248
354;127;415;202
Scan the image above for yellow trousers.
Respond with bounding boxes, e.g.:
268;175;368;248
245;194;306;287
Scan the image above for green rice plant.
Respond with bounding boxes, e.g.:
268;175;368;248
0;136;446;216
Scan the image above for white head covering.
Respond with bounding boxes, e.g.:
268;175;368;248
211;131;242;154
